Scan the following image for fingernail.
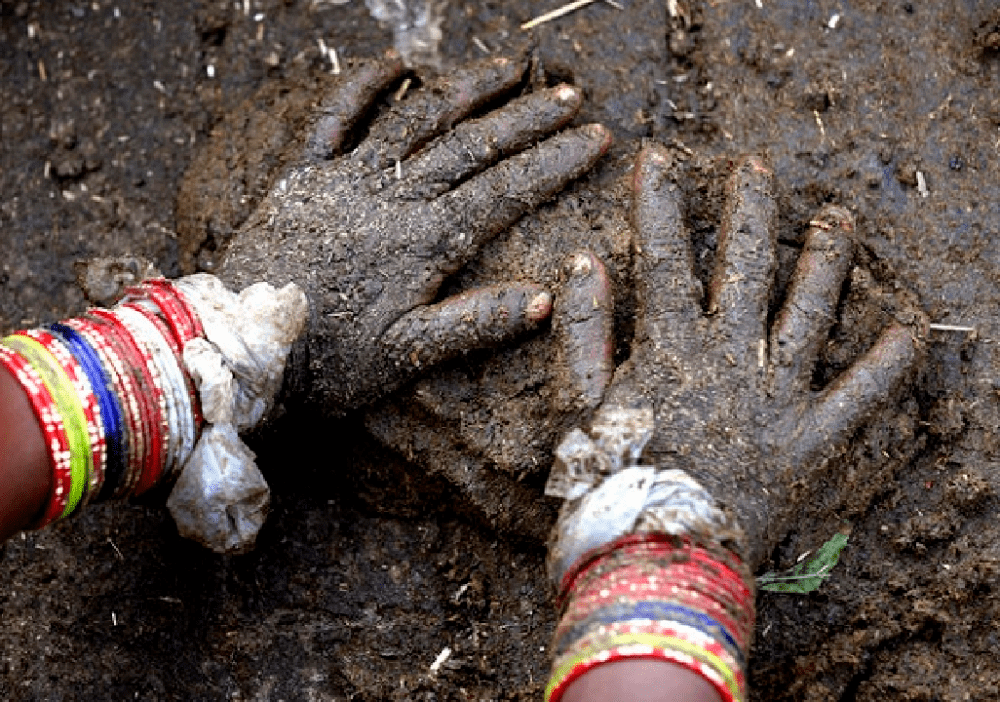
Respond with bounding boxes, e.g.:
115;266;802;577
526;291;553;322
744;154;772;175
641;145;669;166
822;204;855;233
554;84;582;104
568;252;594;276
581;123;613;151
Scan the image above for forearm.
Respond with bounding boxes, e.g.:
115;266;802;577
546;534;752;702
0;364;51;540
563;660;723;702
0;280;207;539
0;275;305;552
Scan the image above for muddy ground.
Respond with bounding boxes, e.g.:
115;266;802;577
2;0;999;700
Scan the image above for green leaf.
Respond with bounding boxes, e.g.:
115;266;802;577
758;532;850;594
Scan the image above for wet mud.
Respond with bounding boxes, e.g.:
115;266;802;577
2;1;999;700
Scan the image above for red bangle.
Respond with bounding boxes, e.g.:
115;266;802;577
121;299;201;467
139;278;205;342
158;279;205;340
126;281;195;345
159;279;207;432
118;304;185;483
133;303;197;478
547;534;753;702
0;344;73;528
21;329;107;506
65;316;140;499
85;311;157;497
126;280;204;430
79;313;146;496
95;309;168;496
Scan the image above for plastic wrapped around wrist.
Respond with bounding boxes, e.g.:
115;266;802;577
544;409;755;702
166;274;308;554
545;407;744;587
168;424;268;553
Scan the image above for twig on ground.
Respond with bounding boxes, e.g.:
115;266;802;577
928;323;977;333
521;0;599;30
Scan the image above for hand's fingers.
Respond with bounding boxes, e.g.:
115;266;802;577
356;56;526;171
394;84;584;200
631;144;703;348
553;251;614;412
707;156;778;363
304;53;405;160
786;322;924;469
769;205;855;400
365;403;555;541
381;283;553;370
423;124;612;274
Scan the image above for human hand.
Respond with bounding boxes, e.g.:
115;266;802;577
367;145;926;552
364;177;627;540
193;54;610;412
548;145;927;570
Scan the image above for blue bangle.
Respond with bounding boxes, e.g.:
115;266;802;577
49;322;127;502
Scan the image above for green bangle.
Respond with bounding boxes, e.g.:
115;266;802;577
3;335;91;518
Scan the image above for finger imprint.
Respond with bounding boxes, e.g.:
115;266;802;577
365;402;555;541
789;322;923;468
769;205;855;400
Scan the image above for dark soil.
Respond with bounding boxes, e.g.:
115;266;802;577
2;1;999;700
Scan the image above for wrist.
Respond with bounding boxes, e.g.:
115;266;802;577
547;533;754;702
544;409;754;702
0;363;52;538
562;659;724;702
0;279;207;531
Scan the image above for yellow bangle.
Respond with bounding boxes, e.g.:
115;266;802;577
3;334;92;517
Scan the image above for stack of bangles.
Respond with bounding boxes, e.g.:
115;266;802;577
546;533;755;702
0;279;205;530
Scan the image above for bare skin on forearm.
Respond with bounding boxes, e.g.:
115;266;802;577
563;660;723;702
0;365;51;539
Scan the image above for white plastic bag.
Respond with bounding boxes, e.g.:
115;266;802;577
546;407;736;583
166;275;308;554
167;425;270;554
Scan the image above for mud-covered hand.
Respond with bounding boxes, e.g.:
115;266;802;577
549;146;927;571
216;55;611;413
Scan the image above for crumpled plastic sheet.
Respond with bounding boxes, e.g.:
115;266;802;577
545;407;734;584
365;0;445;69
165;274;308;554
167;424;266;554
